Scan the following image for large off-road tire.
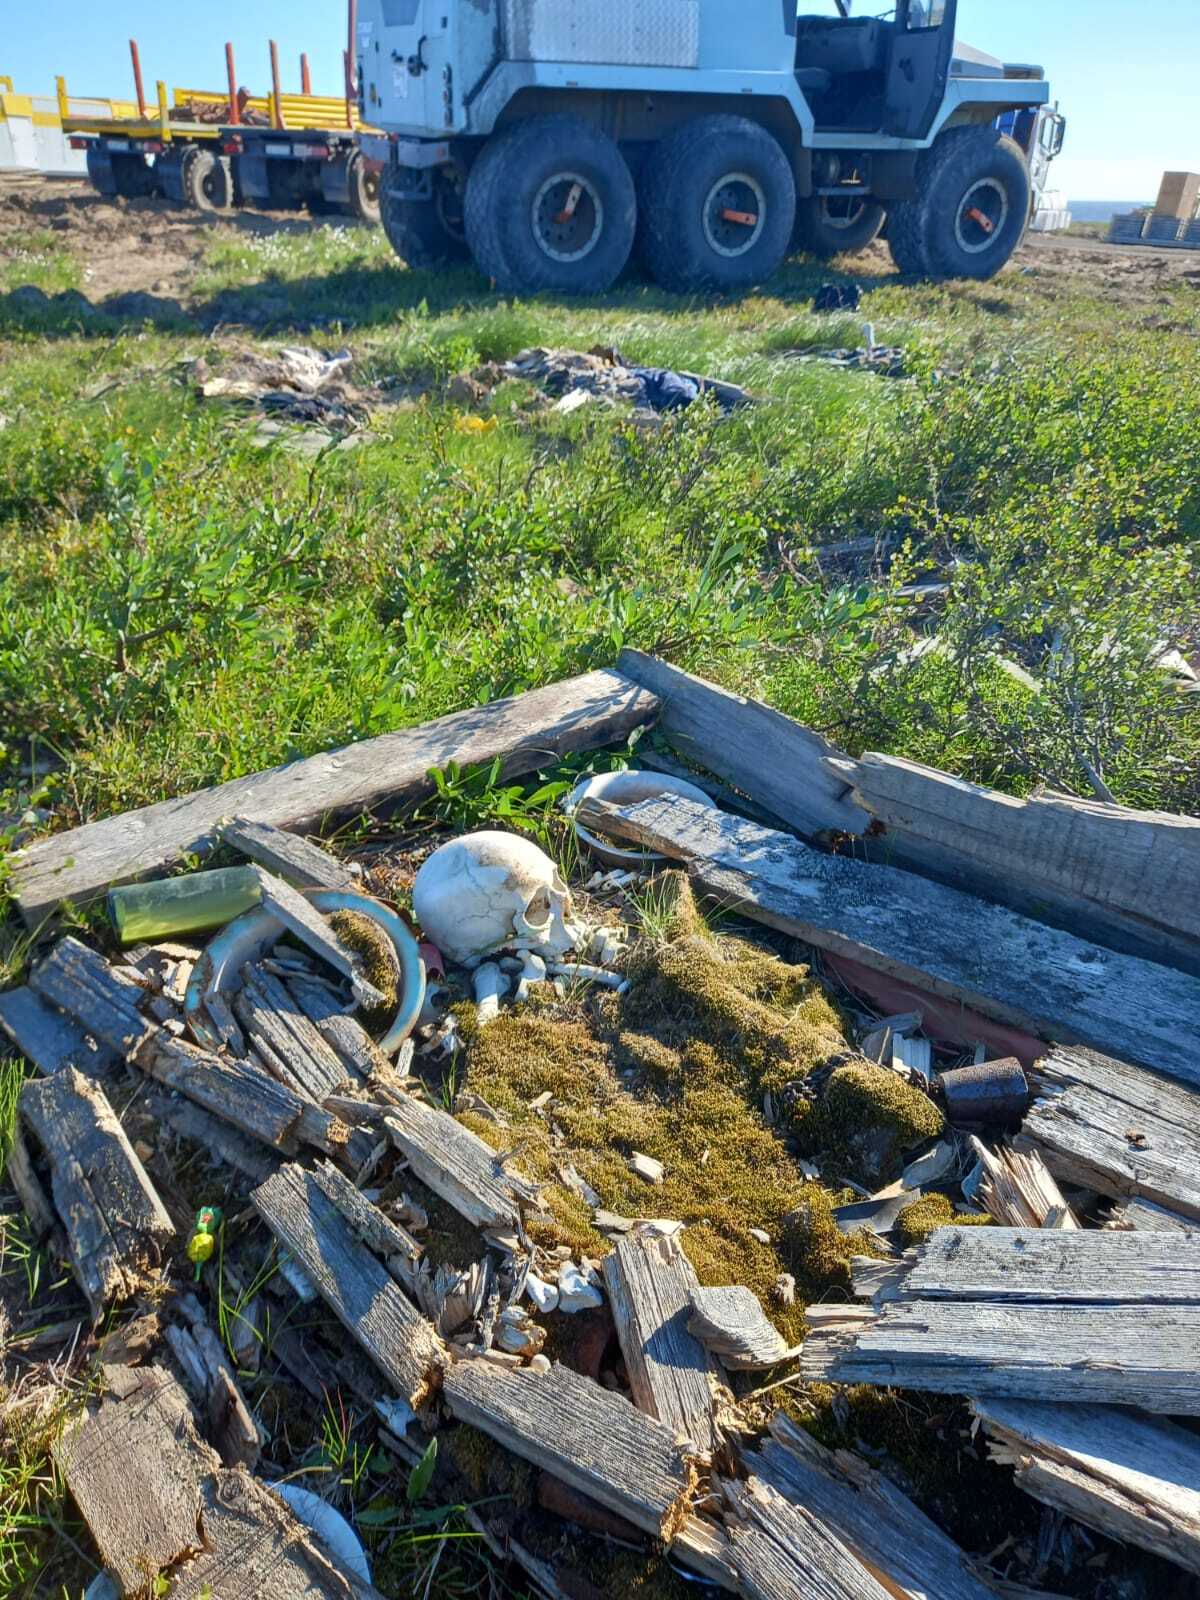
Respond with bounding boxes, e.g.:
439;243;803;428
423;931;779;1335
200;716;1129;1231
792;193;886;259
638;115;795;293
381;171;468;267
183;149;234;214
465;115;635;295
888;126;1031;281
347;152;381;224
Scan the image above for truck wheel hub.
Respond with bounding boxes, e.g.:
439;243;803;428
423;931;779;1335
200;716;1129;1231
820;194;867;231
955;178;1009;254
703;173;766;257
532;172;603;263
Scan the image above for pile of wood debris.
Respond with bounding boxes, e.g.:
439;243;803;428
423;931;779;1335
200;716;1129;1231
2;654;1199;1600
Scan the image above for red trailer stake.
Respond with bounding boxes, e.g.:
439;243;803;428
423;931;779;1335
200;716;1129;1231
129;39;147;118
301;53;312;95
269;39;284;129
225;42;239;124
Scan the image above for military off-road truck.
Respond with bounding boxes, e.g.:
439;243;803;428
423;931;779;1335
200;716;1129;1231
355;0;1059;293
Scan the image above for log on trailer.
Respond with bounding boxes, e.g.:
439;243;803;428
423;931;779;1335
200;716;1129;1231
20;1068;174;1319
576;795;1200;1087
974;1397;1200;1577
745;1411;997;1600
1016;1046;1200;1226
442;1359;698;1542
11;668;658;927
0;983;118;1078
801;1227;1200;1413
602;1229;728;1453
251;1162;442;1406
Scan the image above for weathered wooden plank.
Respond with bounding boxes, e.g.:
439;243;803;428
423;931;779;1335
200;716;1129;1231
749;1412;996;1600
223;815;360;891
578;795;1200;1087
27;937;152;1058
442;1359;697;1541
382;1094;539;1232
974;1398;1200;1577
175;1293;261;1470
53;1366;209;1595
150;1093;278;1185
251;1162;442;1405
616;650;866;840
801;1299;1200;1413
868;1227;1200;1306
21;1068;174;1319
13;669;658;927
0;984;118;1078
688;1285;796;1369
828;751;1200;973
233;963;351;1100
1110;1198;1195;1233
721;1473;894;1600
288;975;386;1078
310;1158;423;1280
134;1030;306;1152
602;1230;727;1452
251;870;386;1010
4;1120;58;1240
1017;1047;1200;1222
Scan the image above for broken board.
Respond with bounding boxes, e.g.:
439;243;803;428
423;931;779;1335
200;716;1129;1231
0;984;117;1078
443;1358;697;1542
1017;1046;1200;1225
974;1397;1200;1577
721;1473;895;1600
802;1227;1200;1413
21;1068;174;1318
27;936;152;1058
222;814;360;891
578;795;1200;1087
12;668;658;926
382;1093;539;1232
602;1229;727;1452
251;1162;442;1406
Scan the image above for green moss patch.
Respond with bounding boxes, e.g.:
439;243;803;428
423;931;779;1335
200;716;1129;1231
797;1063;944;1189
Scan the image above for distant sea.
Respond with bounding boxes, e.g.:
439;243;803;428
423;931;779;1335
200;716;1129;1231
1068;200;1152;223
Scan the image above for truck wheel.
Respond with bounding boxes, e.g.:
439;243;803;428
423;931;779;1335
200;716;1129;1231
465;115;635;295
638;116;795;293
889;126;1031;281
183;149;233;214
381;174;468;268
792;193;886;259
86;149;118;197
111;153;158;200
347;153;381;224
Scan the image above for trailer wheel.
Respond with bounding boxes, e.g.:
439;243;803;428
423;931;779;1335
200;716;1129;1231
381;174;468;267
86;149;119;197
889;126;1031;281
637;116;794;293
792;193;886;259
465;115;635;295
347;153;381;224
111;153;158;200
183;149;234;214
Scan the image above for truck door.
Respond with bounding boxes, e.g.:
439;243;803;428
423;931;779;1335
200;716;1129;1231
883;0;958;140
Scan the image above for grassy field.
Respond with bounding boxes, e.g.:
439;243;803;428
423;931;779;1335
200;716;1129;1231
1;197;1199;1597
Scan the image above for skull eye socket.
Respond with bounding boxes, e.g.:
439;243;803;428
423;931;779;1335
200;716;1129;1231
524;888;552;927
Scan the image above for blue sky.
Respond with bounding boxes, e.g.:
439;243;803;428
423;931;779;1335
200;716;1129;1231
8;1;1197;199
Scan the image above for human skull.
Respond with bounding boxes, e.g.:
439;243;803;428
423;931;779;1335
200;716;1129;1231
412;831;579;966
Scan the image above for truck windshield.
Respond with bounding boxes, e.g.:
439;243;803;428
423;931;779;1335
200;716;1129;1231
906;1;949;27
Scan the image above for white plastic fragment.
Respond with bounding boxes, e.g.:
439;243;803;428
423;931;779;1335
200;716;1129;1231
628;1152;664;1185
549;962;625;989
557;1261;604;1313
525;1272;560;1314
528;1353;551;1374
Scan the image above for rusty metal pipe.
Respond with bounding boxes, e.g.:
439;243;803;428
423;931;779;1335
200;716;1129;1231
129;39;147;119
225;42;240;124
269;39;283;129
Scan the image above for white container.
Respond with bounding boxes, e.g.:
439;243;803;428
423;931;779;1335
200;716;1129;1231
565;769;716;867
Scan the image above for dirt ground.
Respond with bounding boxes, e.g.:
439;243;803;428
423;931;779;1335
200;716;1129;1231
5;171;1200;312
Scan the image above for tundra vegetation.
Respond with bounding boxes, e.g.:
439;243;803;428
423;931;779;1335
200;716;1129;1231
1;210;1198;1597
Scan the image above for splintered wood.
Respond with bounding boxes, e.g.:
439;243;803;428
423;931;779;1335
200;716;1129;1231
55;1366;375;1599
973;1398;1200;1577
968;1137;1078;1229
28;935;153;1057
743;1412;997;1600
135;1030;310;1151
721;1474;895;1600
235;962;353;1100
801;1227;1200;1412
603;1229;728;1452
222;815;360;891
577;794;1200;1086
443;1359;699;1542
20;1068;174;1319
382;1093;540;1232
1017;1046;1200;1226
687;1285;796;1370
251;1162;442;1406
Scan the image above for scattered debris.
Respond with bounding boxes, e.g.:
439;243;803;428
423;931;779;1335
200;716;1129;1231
628;1151;665;1185
966;1136;1079;1229
503;345;752;415
940;1057;1031;1124
812;282;862;312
